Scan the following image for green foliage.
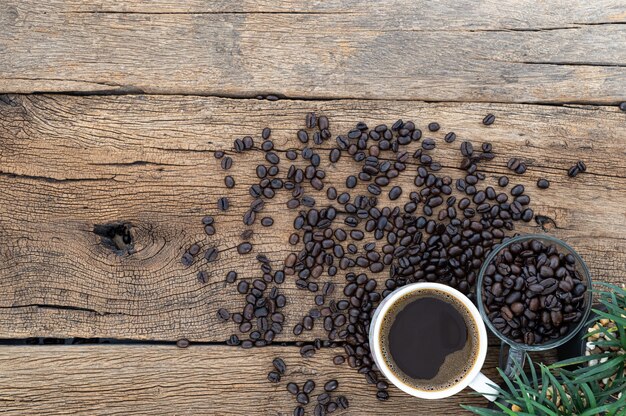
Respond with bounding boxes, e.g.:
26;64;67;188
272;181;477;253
463;283;626;416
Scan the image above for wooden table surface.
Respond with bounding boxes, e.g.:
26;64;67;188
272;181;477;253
0;1;625;415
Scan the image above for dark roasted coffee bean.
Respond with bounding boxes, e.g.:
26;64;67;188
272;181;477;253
422;138;436;150
376;390;390;401
515;163;527;174
428;122;440;132
498;176;509;187
176;338;190;348
460;141;473;156
224;176;235;188
324;380;339;392
507;157;520;170
296;392;309;405
444;132;456;143
214;151;225;159
511;184;524;196
221;156;233;170
303;379;316;394
482;113;495;125
297;130;309;144
337;396;349;409
294;406;305;416
287;382;299;395
267;371;281;383
261;217;274;227
389;186;402;200
567;165;580;177
217;308;230;321
346;176;357;188
205;247;219;262
260;140;274;151
237;242;253;254
218;197;229;211
333;356;345;365
537;178;550;189
273;357;287;374
195;270;208;284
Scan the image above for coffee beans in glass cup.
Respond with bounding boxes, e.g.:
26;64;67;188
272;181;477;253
477;234;592;377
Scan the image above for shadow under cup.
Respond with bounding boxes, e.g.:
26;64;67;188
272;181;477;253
476;234;593;377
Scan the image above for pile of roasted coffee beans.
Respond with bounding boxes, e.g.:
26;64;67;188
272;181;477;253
481;238;588;345
180;111;588;411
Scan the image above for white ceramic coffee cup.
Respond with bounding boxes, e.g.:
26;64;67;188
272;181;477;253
369;282;499;401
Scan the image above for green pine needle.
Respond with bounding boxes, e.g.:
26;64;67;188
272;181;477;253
462;284;625;416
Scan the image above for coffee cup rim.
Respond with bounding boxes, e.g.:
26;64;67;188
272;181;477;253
369;282;488;399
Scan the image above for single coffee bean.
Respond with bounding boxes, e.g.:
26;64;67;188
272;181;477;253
537;178;550;189
221;156;233;170
197;271;209;284
273;357;287;374
324;380;339;392
333;356;345;365
303;380;316;394
510;184;524;196
482;114;495;125
237;242;253;254
567;165;580;177
205;247;219;262
428;122;440;132
444;132;456;143
176;339;190;348
267;371;281;383
218;197;229;211
460;141;474;157
217;308;230;321
287;382;299;395
224;176;235;188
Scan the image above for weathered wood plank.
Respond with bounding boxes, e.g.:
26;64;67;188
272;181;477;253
0;95;624;341
0;1;624;102
0;345;557;415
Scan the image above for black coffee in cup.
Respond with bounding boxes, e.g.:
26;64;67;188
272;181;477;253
379;289;480;391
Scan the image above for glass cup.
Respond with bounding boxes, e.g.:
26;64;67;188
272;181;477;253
476;234;593;377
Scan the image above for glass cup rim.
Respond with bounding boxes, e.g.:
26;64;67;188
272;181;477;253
476;234;593;351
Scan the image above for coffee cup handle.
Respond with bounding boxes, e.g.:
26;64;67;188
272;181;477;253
468;372;500;402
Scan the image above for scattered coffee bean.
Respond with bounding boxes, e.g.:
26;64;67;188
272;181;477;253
482;114;495;125
268;371;281;383
218;197;229;211
237;242;253;254
221;157;233;170
537;178;550;189
273;357;287;374
428;122;440;132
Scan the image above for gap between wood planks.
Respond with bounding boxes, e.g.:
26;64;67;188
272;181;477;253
14;91;626;108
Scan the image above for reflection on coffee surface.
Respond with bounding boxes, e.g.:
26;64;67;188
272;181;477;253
379;289;479;391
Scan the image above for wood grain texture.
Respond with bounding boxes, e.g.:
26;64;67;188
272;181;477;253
0;94;624;341
0;1;625;102
0;344;558;415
